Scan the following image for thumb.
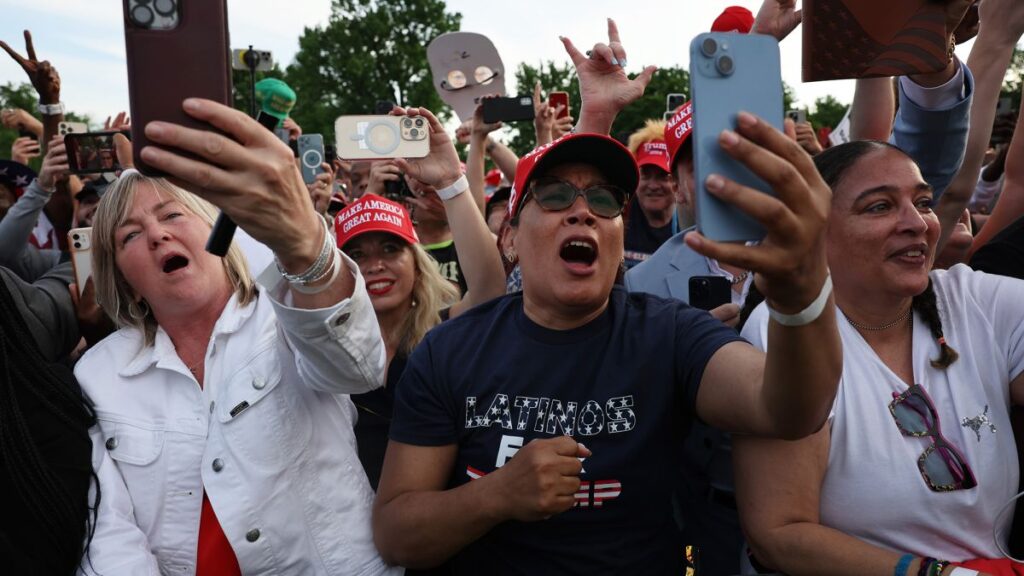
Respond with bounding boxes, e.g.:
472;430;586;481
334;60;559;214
575;441;593;458
634;65;658;91
783;118;798;142
113;132;134;169
68;283;80;307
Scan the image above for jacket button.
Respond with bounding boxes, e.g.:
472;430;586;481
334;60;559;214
212;458;224;472
335;312;350;326
246;528;260;542
105;437;118;450
252;377;266;390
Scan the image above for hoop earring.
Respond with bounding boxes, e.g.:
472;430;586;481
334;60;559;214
504;248;517;263
128;299;150;321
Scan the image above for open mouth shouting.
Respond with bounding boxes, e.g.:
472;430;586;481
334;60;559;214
160;253;190;274
560;237;598;275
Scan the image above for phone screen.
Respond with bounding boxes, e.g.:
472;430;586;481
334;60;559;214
65;132;125;174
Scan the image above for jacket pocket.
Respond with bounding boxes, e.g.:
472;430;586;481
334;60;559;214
216;342;313;464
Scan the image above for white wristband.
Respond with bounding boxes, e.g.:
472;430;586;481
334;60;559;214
436;174;469;201
767;274;832;327
948;569;980;576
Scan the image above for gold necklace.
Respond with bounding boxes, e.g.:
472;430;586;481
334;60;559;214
844;306;912;331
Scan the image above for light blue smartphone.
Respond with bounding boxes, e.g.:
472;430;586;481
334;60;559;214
689;33;784;242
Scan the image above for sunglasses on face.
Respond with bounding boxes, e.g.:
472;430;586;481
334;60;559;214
524;177;628;219
889;384;977;492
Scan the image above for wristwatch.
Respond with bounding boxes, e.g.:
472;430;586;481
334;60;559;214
37;101;65;116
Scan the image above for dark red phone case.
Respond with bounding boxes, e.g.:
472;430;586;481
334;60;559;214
122;0;232;176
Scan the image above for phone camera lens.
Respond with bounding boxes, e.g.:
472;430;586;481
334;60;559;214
130;4;155;27
415;118;424;127
716;54;735;76
153;0;176;17
409;128;420;139
74;242;81;249
403;118;412;127
701;37;718;57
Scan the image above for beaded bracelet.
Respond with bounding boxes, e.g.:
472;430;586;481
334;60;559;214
275;216;333;287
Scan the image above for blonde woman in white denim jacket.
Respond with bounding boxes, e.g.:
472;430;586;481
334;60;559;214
76;99;398;575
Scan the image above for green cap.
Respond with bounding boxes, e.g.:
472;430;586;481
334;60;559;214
255;78;296;123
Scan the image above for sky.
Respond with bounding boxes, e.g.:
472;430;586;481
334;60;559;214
0;0;978;128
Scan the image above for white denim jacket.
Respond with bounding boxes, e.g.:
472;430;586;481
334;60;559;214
77;257;400;575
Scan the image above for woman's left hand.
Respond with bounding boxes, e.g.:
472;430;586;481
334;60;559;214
390;106;462;190
684;112;831;314
138;98;322;273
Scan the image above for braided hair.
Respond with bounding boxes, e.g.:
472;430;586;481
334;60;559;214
814;140;958;369
0;278;100;571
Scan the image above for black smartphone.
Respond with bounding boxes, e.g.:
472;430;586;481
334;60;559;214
688;276;732;311
65;131;127;175
482;96;535;124
17;127;37;141
385;176;413;201
324;144;338;166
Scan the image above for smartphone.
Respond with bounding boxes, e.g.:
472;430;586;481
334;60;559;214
667;93;686;113
482;96;535;124
65;132;125;175
688;276;732;311
68;227;93;296
335;115;429;160
324;144;338;167
690;33;784;242
58;121;89;137
231;48;273;71
787;109;807;124
298;134;325;184
548;91;570;119
123;0;232;177
255;110;290;146
385;176;413;201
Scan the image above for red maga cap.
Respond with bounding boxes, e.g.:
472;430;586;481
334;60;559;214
635;140;670;173
712;6;755;33
664;100;694;169
334;193;419;248
508;132;639;220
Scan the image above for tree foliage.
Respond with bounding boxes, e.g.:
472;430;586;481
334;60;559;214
284;0;461;143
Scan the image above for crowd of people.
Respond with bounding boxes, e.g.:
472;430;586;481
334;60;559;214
2;0;1024;574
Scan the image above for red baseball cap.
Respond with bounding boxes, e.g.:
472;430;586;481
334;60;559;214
712;6;755;33
508;133;639;220
334;194;419;248
664;100;694;169
635;140;670;173
485;167;502;187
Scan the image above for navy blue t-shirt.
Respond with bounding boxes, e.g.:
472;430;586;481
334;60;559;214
390;286;745;574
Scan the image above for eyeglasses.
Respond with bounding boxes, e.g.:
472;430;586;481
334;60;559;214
889;384;977;492
525;177;628;219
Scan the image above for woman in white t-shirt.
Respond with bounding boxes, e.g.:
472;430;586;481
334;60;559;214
736;140;1024;576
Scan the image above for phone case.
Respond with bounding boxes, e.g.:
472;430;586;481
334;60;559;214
298;134;325;184
58;121;89;136
68;228;93;295
334;116;429;160
482;96;535;124
690;33;784;242
122;0;232;176
688;276;732;311
802;0;948;82
548;92;570;119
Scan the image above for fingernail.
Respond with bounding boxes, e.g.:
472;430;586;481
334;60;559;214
146;123;164;138
620;59;628;68
706;174;725;191
610;57;619;66
183;98;200;112
720;130;739;146
140;146;158;161
737;111;756;127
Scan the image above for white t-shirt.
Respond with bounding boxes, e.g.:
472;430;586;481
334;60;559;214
742;264;1024;561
